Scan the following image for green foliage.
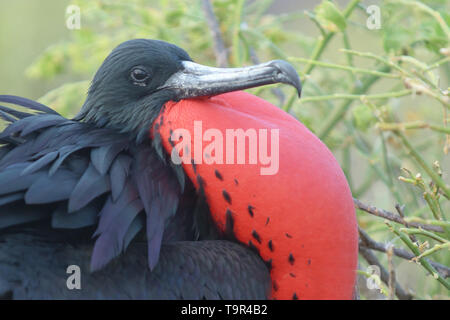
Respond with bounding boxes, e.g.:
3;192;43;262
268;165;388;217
24;0;449;299
314;1;347;32
352;104;377;132
382;0;449;54
38;80;90;118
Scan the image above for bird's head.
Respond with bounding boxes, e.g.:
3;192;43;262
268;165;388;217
76;39;301;141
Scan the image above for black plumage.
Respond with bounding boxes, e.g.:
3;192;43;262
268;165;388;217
0;39;302;299
0;234;270;299
0;95;182;270
0;94;271;299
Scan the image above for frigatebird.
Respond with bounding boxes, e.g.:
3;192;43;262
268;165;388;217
0;39;358;300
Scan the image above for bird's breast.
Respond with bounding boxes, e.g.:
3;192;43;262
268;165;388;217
154;91;358;300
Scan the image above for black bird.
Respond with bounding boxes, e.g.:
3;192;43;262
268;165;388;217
0;39;307;299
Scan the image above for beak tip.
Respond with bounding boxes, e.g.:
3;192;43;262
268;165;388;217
293;77;302;99
270;60;302;99
296;80;302;98
291;76;302;99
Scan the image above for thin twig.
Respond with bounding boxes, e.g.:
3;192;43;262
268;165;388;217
318;65;391;139
289;57;399;78
386;222;450;289
394;131;450;199
300;89;412;103
412;242;450;261
202;0;229;67
358;227;450;279
386;245;396;300
359;245;412;300
395;204;418;243
378;120;450;135
400;227;448;243
354;198;444;233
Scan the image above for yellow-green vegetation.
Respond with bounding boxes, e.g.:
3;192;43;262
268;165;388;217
7;0;450;299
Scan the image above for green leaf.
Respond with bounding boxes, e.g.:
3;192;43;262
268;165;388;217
314;1;347;32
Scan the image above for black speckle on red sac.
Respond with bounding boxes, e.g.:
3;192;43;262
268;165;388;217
214;170;223;181
273;281;279;292
268;240;273;252
289;253;295;265
222;190;232;204
293;293;299;300
248;205;255;217
225;209;235;239
234;179;238;185
252;230;261;244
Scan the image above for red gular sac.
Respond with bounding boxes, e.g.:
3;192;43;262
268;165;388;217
154;91;358;300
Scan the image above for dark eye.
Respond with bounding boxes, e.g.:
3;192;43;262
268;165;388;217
130;67;149;85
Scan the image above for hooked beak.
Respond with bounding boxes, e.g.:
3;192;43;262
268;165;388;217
159;60;302;101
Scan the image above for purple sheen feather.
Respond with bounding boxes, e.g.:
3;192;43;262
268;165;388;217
68;163;110;213
90;142;126;176
90;198;143;272
110;155;132;201
93;182;139;237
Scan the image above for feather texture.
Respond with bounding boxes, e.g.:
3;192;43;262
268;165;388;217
0;99;187;272
68;163;110;213
132;145;181;270
0;95;59;115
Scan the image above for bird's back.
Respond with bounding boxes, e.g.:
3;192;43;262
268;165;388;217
0;95;270;299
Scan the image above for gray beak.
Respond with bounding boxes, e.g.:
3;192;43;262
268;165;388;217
159;60;302;100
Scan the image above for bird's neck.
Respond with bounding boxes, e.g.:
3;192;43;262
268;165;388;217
74;92;174;143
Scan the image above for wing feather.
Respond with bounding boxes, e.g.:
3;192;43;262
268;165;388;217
109;154;132;201
25;169;79;204
20;151;58;176
0;97;188;275
90;141;127;175
68;163;110;213
132;145;181;270
0;95;59;115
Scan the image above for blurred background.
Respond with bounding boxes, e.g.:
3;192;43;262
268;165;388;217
1;0;380;99
0;0;448;299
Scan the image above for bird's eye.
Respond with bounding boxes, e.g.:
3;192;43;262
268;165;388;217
130;67;150;85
